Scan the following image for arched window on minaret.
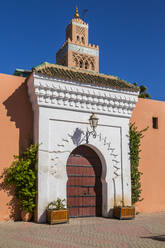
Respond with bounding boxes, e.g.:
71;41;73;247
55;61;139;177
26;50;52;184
81;37;85;44
80;60;83;68
85;61;89;69
77;35;80;42
56;7;99;72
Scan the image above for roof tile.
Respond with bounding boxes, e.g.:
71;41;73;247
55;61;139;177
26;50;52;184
33;62;139;92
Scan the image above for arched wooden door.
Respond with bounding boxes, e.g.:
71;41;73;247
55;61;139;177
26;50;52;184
67;145;102;217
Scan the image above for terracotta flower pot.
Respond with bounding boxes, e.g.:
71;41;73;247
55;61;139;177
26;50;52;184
21;210;32;222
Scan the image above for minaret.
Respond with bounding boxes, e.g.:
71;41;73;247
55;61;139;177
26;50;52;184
56;7;99;72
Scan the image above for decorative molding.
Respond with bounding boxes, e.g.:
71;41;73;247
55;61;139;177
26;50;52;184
33;73;138;95
47;127;121;181
96;132;121;180
57;42;99;61
72;52;95;70
40;149;71;154
28;74;139;118
68;43;99;57
72;22;88;28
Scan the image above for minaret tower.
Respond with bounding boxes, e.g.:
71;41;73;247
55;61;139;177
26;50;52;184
56;7;99;72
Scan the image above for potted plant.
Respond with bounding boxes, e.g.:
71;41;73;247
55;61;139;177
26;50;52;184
113;201;135;220
5;144;38;222
47;198;69;224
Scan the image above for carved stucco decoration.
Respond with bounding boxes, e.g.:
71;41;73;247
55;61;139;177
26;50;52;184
72;52;95;70
27;71;136;222
40;127;120;181
28;73;139;118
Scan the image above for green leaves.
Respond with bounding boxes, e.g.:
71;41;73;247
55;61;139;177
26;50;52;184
48;198;66;210
130;123;148;204
133;82;151;99
5;144;38;213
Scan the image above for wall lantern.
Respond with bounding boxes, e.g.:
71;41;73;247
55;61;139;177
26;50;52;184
86;113;99;143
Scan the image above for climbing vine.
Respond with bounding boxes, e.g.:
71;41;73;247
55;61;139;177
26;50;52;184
5;144;38;213
129;123;148;205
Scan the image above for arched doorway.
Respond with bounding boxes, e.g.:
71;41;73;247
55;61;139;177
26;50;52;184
67;145;102;218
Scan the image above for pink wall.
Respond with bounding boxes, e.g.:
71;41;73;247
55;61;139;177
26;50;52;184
0;73;33;221
0;74;165;220
131;98;165;213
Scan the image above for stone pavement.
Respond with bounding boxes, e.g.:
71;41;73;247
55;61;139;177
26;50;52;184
0;212;165;248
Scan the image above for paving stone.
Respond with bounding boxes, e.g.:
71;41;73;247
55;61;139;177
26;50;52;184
0;213;165;248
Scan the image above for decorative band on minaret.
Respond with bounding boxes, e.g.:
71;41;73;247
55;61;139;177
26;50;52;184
56;7;99;72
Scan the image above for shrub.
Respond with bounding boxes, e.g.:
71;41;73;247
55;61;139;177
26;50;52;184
5;144;38;213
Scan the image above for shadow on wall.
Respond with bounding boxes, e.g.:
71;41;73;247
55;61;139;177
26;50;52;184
0;80;33;220
3;81;33;154
142;235;165;242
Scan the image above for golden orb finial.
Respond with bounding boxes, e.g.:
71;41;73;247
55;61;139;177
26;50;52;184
74;7;79;19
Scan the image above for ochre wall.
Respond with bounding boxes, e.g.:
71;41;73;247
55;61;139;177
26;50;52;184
0;73;33;221
131;98;165;213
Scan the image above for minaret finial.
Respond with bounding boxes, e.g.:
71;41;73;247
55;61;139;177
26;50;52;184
74;7;79;19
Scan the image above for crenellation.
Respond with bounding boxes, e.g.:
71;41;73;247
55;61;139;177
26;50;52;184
72;18;88;26
68;41;98;50
56;8;99;72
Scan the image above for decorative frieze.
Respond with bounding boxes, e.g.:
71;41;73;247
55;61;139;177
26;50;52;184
28;73;138;117
72;22;88;28
68;43;99;57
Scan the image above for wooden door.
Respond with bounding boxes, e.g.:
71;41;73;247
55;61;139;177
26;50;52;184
67;145;102;217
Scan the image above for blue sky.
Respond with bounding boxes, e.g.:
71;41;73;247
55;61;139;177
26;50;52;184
0;0;165;100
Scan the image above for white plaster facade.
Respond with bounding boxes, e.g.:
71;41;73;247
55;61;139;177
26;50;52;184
28;72;138;223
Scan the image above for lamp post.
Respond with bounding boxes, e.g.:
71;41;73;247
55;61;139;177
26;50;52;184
86;113;99;143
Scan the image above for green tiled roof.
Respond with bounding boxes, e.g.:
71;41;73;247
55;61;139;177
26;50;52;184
33;62;139;92
14;68;31;77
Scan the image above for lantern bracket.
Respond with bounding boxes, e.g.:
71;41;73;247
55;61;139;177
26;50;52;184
86;113;99;144
86;128;97;144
